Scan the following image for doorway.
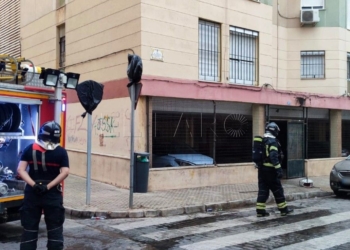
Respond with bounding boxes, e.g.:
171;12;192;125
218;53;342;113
273;120;305;179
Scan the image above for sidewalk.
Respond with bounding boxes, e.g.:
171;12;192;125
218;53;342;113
63;174;333;218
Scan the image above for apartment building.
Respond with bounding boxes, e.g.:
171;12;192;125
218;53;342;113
12;0;350;190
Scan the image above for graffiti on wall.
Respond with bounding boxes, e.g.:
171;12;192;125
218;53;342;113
65;98;145;157
66;112;120;147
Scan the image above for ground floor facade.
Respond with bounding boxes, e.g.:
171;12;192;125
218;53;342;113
66;77;349;190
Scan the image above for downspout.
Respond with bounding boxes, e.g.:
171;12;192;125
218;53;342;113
213;101;217;165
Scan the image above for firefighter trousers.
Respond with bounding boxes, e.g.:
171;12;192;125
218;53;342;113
20;191;65;250
256;167;287;212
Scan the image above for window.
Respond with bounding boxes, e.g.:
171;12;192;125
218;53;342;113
57;0;65;8
301;0;325;9
229;27;258;85
300;51;325;79
59;36;65;68
199;20;220;82
58;24;65;69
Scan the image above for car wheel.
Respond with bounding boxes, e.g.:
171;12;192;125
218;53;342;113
333;189;347;197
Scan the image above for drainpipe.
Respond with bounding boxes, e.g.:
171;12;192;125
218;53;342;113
213;101;217;166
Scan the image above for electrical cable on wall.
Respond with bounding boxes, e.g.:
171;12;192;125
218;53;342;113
60;48;135;70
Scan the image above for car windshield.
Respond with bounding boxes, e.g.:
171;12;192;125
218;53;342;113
153;143;197;155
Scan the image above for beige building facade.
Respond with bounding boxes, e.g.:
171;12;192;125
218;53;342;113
10;0;350;190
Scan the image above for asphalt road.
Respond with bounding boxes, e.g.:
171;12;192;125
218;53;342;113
1;195;350;249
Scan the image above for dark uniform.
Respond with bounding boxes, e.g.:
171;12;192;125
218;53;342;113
19;121;69;250
256;122;293;217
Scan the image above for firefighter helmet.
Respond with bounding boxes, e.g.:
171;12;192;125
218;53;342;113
38;121;61;147
265;122;280;137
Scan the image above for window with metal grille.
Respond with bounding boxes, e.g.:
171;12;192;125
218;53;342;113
229;27;258;85
301;0;324;9
198;20;220;82
59;36;65;69
300;51;325;79
307;119;330;159
342;120;350;157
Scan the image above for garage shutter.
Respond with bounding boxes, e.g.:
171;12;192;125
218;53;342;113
152;97;252;115
0;0;21;58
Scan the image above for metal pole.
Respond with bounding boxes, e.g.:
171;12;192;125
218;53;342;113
86;113;92;205
54;84;63;124
129;84;135;208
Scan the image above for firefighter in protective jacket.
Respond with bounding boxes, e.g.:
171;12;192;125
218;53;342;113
17;121;69;250
256;122;293;217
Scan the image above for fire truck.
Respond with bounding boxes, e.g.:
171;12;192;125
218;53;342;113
0;54;66;223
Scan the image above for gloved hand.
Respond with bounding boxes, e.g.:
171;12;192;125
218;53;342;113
276;168;283;179
33;183;48;196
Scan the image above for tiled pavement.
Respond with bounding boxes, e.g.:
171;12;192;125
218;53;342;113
63;174;333;218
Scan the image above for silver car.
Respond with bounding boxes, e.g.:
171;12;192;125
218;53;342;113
152;143;214;168
330;156;350;196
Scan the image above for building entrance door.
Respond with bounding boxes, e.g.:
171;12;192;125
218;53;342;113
286;121;305;178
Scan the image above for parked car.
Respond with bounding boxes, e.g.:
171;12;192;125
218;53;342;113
342;148;350;157
152;143;214;168
330;156;350;196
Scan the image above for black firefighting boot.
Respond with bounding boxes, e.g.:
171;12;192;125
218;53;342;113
256;209;270;217
280;207;294;216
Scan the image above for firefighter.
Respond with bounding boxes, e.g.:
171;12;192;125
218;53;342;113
256;122;293;217
17;121;69;250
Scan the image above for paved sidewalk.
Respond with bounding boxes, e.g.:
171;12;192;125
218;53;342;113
63;174;333;218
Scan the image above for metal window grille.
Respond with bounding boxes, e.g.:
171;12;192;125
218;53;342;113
199;20;220;82
342;120;350;156
300;51;325;79
229;27;258;85
59;36;65;68
307;119;330;159
347;53;350;81
301;0;324;9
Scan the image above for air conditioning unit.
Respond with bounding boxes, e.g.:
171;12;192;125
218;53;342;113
300;10;320;25
250;0;260;2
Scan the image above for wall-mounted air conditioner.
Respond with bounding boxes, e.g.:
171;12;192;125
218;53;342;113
249;0;260;3
300;9;320;25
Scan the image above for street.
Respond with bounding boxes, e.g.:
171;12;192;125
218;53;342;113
1;195;350;249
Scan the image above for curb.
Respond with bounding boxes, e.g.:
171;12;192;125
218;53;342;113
65;190;333;219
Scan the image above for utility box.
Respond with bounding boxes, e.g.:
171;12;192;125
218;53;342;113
133;152;150;193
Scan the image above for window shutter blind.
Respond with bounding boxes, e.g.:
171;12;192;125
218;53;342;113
0;0;21;58
301;0;324;9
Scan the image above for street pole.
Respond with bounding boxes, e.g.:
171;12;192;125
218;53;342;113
86;113;92;205
54;82;63;124
129;83;135;208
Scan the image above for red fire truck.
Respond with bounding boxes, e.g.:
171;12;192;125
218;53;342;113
0;54;66;222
